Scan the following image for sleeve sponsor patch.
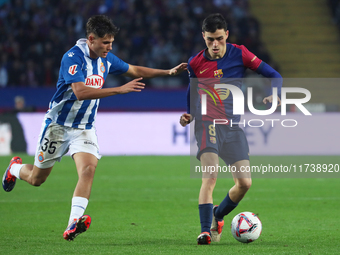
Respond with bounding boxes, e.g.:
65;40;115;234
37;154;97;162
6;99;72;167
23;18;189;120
68;65;78;75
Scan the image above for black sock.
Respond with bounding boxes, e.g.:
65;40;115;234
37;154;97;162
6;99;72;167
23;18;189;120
199;203;213;233
215;192;238;220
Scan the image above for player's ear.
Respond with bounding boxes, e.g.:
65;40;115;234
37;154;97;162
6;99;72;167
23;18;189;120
225;30;229;39
202;32;205;39
88;34;95;44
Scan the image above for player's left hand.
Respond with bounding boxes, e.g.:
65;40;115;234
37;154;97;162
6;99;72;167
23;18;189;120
169;63;188;76
263;95;281;106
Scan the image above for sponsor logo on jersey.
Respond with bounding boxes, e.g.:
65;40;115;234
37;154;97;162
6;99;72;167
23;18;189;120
200;68;209;74
38;152;44;162
214;88;230;100
198;87;223;106
84;75;104;89
100;62;106;73
68;65;78;75
68;52;74;57
214;69;223;79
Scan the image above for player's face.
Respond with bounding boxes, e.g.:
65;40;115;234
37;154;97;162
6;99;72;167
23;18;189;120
88;34;114;58
202;29;229;59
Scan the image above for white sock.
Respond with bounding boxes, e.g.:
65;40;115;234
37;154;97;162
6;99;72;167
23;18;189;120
68;196;89;225
10;164;24;180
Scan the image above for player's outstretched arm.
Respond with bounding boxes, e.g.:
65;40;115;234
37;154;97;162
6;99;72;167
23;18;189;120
123;63;187;79
180;113;192;127
71;78;145;100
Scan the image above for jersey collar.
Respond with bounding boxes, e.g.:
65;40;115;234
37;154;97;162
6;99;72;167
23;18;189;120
76;38;91;58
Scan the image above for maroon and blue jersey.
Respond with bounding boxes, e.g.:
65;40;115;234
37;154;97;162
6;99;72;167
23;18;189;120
187;43;281;123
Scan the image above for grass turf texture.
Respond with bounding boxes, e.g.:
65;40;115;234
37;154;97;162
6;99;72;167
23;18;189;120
1;155;339;255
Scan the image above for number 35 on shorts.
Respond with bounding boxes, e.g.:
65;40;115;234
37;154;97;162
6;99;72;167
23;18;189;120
41;138;57;154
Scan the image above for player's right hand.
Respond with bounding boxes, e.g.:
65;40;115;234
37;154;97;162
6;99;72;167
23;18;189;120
119;77;145;94
263;95;281;107
180;113;192;127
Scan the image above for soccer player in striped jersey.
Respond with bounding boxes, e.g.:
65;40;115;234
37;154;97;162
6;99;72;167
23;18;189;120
2;15;187;241
179;13;281;245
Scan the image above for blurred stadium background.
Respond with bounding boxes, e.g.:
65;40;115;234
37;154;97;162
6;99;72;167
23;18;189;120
1;0;340;155
1;0;340;111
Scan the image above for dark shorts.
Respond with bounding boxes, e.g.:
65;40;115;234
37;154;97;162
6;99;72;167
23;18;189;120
195;120;249;165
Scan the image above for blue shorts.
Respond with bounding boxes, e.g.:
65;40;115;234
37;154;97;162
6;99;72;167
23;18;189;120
194;120;249;165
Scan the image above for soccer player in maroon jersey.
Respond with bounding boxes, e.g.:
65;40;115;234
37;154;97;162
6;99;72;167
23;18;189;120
180;13;281;245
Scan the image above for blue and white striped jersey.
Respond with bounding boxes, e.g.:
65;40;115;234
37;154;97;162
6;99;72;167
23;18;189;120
45;39;129;129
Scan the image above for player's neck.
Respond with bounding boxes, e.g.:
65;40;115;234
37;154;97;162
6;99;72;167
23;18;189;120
206;47;227;60
86;40;99;59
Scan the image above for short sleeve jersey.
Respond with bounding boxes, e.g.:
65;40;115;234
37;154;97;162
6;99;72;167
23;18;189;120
188;43;262;123
45;39;129;129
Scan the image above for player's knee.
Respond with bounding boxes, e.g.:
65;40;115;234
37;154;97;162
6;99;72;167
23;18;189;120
202;177;217;189
80;165;96;179
237;179;252;191
209;177;217;185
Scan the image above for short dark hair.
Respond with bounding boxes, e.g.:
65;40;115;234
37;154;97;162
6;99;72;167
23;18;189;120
202;13;227;32
86;15;120;38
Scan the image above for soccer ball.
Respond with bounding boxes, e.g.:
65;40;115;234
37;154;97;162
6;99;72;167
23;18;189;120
231;212;262;243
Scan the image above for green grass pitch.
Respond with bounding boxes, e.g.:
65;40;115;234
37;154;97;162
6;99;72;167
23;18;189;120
1;155;339;254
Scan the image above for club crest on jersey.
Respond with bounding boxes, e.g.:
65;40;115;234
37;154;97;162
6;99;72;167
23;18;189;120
210;137;216;144
38;152;44;162
85;74;104;89
68;65;78;75
214;69;223;79
100;62;106;73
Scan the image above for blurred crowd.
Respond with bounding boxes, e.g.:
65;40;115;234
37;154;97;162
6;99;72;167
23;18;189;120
328;0;340;30
0;0;278;89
